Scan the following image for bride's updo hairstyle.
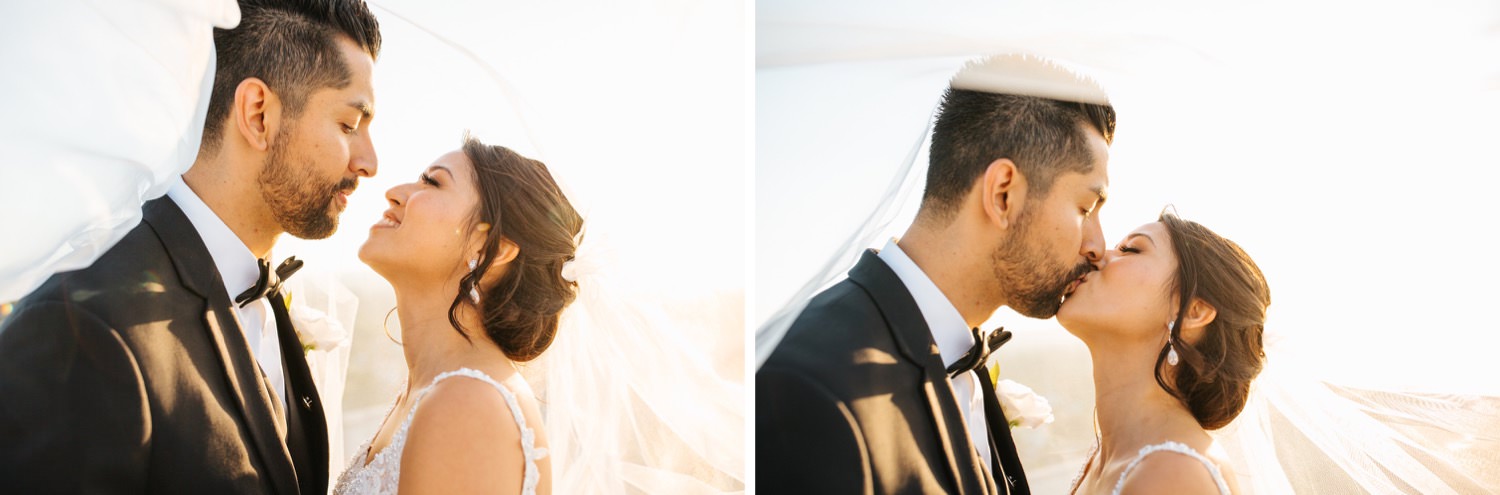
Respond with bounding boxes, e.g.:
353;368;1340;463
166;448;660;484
448;133;584;362
1157;211;1270;430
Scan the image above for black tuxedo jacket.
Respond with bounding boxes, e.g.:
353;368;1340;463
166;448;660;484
0;197;328;494
757;250;1030;495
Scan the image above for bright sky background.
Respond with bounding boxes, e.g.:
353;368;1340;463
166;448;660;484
278;0;746;296
757;0;1500;395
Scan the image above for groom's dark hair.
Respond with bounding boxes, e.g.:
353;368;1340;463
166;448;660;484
200;0;381;154
923;88;1115;220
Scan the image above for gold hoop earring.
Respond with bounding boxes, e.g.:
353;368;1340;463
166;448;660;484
383;307;403;346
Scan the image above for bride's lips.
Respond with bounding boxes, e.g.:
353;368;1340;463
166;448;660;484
372;210;401;230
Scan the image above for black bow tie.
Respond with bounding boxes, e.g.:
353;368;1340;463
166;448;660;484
234;256;304;308
946;327;1012;378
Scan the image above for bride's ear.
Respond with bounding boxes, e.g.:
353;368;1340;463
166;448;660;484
471;237;520;286
1179;297;1218;344
491;237;520;267
981;158;1025;230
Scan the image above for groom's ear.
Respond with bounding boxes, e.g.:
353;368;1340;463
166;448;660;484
1179;298;1219;344
980;158;1025;230
231;77;280;152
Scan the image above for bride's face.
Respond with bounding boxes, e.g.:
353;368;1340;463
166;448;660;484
1056;221;1178;340
359;149;483;282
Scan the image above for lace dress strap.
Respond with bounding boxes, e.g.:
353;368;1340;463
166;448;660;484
418;368;550;494
1112;440;1230;495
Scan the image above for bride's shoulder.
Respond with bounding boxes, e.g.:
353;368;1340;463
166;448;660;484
398;372;530;490
407;373;528;448
1116;440;1232;495
1116;453;1220;495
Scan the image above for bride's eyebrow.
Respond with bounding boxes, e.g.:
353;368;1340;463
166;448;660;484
425;165;454;177
1125;233;1156;247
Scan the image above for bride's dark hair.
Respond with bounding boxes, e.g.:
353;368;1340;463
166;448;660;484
448;133;583;362
1157;210;1270;430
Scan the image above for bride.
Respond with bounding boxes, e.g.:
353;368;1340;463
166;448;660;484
1058;212;1269;494
334;134;579;494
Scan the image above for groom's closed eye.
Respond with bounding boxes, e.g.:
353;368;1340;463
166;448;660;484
1081;195;1106;218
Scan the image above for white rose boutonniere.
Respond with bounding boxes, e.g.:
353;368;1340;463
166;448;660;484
284;291;350;353
994;378;1054;429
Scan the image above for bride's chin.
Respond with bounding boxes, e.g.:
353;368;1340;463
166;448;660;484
1055;299;1085;332
356;243;394;277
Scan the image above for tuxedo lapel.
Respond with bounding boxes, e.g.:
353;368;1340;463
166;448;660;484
142;198;300;495
270;293;329;495
847;250;996;495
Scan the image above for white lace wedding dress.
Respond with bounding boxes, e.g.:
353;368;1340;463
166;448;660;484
333;368;548;495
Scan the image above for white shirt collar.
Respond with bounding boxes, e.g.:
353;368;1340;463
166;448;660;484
166;178;262;299
877;238;975;367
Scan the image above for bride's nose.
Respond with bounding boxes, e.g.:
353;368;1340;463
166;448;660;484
385;183;412;207
1095;249;1121;269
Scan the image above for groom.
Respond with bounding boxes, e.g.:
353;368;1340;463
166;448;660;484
757;60;1116;494
0;0;380;493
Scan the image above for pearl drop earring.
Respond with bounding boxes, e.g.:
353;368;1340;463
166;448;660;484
468;259;481;304
1166;320;1180;366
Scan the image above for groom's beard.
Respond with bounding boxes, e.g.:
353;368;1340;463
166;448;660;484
992;209;1094;319
258;126;358;240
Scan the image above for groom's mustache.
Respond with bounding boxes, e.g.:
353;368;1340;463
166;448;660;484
1065;261;1094;283
333;177;359;196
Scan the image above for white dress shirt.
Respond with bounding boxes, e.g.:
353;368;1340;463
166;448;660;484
878;239;992;464
167;179;287;410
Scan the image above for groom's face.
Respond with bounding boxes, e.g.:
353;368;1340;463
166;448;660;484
993;126;1110;318
259;36;379;240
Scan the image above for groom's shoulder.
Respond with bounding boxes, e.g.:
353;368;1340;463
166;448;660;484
10;216;183;321
762;278;899;377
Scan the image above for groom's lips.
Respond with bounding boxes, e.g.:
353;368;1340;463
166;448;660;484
1063;272;1090;298
333;179;359;211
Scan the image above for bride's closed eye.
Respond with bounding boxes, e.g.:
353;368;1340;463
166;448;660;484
420;173;439;186
1118;245;1141;254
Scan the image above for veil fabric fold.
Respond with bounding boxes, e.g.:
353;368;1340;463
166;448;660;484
0;0;240;303
528;231;745;493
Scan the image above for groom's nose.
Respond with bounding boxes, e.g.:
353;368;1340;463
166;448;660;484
349;129;378;178
1080;215;1105;262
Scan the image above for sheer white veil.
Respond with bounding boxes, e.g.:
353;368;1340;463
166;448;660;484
755;2;1500;491
0;0;239;303
525;230;745;492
